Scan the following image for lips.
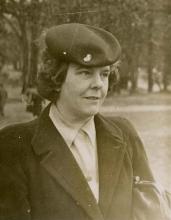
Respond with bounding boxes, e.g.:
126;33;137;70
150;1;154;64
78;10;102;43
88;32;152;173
85;96;100;100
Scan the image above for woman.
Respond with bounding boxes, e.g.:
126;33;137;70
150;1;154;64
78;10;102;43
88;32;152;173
0;23;169;220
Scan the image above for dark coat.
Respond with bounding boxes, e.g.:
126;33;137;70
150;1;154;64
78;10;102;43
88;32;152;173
0;105;154;220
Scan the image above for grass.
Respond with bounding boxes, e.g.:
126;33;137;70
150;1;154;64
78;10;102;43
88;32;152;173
105;91;171;106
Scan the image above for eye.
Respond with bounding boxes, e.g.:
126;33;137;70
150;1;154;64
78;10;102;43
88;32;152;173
77;69;91;77
82;70;91;76
101;71;110;78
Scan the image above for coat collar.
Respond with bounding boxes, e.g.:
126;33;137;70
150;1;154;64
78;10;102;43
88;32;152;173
31;105;126;220
94;115;127;218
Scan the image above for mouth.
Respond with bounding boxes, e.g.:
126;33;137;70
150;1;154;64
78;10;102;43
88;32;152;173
84;96;100;100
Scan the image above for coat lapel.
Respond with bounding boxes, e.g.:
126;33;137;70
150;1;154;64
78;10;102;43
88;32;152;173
31;106;104;220
94;115;126;218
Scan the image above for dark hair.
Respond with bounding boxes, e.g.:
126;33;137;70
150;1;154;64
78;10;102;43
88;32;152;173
37;49;69;102
37;49;119;102
108;63;120;92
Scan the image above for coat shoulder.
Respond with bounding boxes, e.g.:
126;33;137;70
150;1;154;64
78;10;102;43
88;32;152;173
0;119;37;164
100;115;139;138
0;119;37;140
99;115;143;162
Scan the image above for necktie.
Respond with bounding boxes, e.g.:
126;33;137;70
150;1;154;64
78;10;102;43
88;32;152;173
73;130;94;179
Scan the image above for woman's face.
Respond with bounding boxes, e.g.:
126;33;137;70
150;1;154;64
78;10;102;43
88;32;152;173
57;62;110;120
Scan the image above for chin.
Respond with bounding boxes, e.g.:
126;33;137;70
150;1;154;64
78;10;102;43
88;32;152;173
84;108;100;117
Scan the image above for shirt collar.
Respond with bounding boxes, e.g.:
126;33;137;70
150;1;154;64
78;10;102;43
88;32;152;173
49;103;96;148
81;118;96;148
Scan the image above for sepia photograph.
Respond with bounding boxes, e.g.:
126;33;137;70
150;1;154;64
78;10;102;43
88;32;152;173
0;0;171;219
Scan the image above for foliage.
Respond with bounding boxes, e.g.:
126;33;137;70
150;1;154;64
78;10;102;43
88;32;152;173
0;0;171;92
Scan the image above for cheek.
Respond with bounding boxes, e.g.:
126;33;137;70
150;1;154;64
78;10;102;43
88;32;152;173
63;81;76;94
64;84;82;102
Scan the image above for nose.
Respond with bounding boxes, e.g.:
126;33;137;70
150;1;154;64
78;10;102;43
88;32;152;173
90;72;103;89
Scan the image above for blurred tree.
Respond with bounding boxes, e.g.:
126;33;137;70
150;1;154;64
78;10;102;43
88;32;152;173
0;0;29;90
146;1;155;93
0;0;171;93
162;0;171;91
0;17;21;72
0;0;49;91
145;0;170;92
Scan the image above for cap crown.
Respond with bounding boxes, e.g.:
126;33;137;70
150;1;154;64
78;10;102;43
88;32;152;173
45;23;121;66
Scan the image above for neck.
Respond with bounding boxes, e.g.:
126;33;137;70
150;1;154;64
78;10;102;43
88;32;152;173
55;102;92;128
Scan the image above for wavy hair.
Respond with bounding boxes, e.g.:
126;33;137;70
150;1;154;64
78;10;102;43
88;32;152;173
37;49;69;102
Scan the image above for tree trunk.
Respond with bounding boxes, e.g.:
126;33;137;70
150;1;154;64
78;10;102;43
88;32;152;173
130;64;137;93
163;56;169;91
29;37;38;86
147;11;154;93
129;48;139;93
21;35;29;93
27;0;41;86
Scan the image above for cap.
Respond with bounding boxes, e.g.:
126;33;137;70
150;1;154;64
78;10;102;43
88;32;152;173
45;23;121;67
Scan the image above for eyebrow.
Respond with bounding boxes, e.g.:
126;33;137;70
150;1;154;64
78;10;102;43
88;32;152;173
75;65;110;72
74;65;90;71
101;69;110;72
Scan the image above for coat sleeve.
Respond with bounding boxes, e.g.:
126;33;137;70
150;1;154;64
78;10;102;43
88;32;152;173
0;126;31;220
112;117;155;181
